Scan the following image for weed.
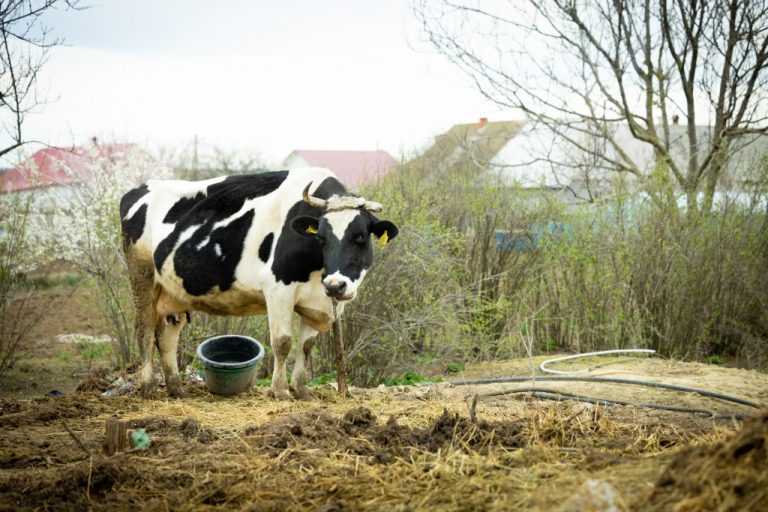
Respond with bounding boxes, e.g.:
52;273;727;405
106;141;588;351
384;371;439;386
704;355;725;365
75;338;112;371
56;349;72;364
445;363;464;373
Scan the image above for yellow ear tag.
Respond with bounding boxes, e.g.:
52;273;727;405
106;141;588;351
306;226;318;234
379;230;389;247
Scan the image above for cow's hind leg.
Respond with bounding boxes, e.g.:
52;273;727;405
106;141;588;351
156;314;187;398
291;320;318;400
123;240;160;398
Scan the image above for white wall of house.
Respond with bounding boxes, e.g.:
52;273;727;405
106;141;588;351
489;123;571;188
490;121;766;195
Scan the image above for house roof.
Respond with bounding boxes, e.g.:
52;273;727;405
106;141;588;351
0;144;142;193
284;149;398;189
409;119;525;180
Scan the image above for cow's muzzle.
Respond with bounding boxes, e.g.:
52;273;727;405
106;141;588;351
322;277;354;301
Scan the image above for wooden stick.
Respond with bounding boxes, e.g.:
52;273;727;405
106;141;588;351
103;416;130;455
63;421;92;458
332;316;348;396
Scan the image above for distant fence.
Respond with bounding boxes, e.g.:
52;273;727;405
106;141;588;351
494;222;573;252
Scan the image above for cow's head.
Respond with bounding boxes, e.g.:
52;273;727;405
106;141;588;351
291;183;398;301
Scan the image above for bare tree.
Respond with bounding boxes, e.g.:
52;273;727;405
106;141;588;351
0;0;79;159
169;136;270;180
415;0;768;211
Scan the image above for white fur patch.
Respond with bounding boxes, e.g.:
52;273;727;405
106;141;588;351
323;269;366;300
124;195;149;220
325;209;361;240
196;237;210;250
176;224;202;246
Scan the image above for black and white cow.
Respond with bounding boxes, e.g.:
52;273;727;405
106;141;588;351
119;168;398;399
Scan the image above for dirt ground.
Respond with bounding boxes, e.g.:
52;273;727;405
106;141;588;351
0;286;101;398
0;286;767;510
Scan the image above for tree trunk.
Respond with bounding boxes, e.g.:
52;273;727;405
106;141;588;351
702;147;727;213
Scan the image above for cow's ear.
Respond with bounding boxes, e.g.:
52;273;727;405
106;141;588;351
291;216;320;238
370;220;398;244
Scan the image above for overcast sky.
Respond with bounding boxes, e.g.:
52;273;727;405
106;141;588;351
3;0;515;167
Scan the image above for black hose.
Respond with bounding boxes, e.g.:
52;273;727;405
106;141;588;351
478;387;747;420
447;375;762;413
450;376;761;409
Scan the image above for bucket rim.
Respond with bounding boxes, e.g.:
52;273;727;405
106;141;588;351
196;334;265;370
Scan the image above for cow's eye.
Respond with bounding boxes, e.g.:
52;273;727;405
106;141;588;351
354;234;367;246
317;234;326;245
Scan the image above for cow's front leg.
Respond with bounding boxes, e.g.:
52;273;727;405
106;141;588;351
156;313;187;398
267;301;294;400
291;321;318;400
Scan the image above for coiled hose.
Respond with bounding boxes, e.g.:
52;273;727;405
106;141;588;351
448;350;762;419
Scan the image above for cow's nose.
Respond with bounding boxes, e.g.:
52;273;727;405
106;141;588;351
323;280;347;298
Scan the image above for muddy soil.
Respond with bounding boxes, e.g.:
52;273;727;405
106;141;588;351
0;367;765;511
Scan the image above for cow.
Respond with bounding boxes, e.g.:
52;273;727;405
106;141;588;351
119;168;398;400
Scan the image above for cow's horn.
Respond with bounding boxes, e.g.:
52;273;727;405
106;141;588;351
302;183;328;210
363;200;383;213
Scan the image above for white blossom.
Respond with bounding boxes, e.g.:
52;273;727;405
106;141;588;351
22;145;172;271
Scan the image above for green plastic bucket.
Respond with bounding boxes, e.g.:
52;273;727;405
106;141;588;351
196;335;265;396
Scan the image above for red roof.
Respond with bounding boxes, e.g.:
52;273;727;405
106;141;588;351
0;144;140;193
287;150;398;189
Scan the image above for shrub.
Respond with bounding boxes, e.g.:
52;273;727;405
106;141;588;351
628;198;768;363
27;145;172;367
328;153;768;384
328;158;565;385
0;190;38;376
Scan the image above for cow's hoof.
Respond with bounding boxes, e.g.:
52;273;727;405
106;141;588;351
291;387;315;401
267;388;293;400
140;383;158;399
167;381;187;398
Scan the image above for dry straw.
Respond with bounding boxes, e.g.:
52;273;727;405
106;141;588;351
2;383;761;511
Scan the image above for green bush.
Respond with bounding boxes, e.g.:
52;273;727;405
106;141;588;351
0;190;38;377
328;155;768;385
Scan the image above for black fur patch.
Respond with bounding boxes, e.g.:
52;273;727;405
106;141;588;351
122;204;148;244
174;210;255;296
163;192;206;223
206;172;289;207
323;214;375;280
258;233;274;263
154;228;181;273
154;172;288;273
119;184;149;243
271;177;346;284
